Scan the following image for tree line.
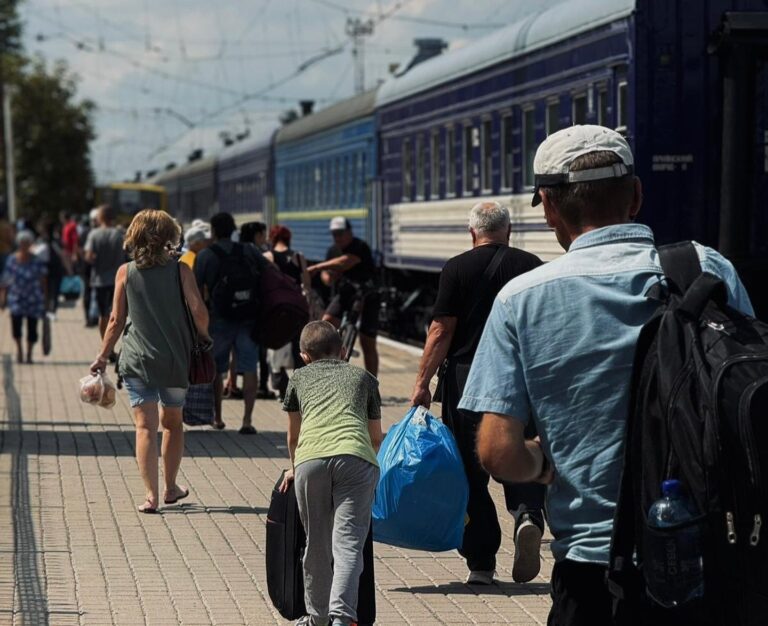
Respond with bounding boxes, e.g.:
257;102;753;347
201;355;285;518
1;0;95;222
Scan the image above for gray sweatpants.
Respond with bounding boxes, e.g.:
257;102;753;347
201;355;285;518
294;455;379;625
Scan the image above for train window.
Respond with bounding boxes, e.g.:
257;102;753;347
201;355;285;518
463;124;473;196
481;118;493;193
617;80;628;131
522;107;536;189
430;131;440;199
402;138;412;201
332;159;339;208
357;152;364;205
446;126;456;197
416;134;425;200
597;87;609;127
572;94;587;125
501;114;513;190
546;100;560;135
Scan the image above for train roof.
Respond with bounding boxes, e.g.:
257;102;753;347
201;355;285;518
152;156;216;184
376;0;636;107
275;88;378;145
217;131;276;164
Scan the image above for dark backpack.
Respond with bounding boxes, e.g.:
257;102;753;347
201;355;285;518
608;242;768;626
209;243;261;321
256;263;309;349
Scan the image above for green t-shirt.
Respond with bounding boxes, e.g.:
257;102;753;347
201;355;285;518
282;359;381;468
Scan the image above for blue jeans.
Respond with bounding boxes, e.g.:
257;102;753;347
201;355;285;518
123;378;187;408
211;317;259;374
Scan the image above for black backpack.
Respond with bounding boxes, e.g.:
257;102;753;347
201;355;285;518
209;243;261;321
608;242;768;626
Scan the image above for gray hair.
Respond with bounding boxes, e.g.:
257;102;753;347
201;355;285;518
16;229;34;245
468;201;510;234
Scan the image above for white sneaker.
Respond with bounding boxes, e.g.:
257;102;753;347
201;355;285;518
466;569;496;585
512;517;542;583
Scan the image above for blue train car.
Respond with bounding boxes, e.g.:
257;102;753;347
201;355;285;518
217;133;275;226
274;89;378;261
376;0;768;313
154;157;218;225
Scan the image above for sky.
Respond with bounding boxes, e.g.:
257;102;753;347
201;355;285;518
19;0;565;183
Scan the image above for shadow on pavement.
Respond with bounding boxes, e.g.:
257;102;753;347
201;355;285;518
8;427;287;458
2;354;51;625
391;581;550;596
161;504;269;515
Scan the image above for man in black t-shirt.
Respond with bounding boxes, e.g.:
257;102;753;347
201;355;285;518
307;217;380;376
410;201;546;586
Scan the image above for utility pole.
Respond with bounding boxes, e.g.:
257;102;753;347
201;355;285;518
346;17;374;94
2;83;14;222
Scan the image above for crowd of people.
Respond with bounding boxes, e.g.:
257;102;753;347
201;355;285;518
1;125;755;626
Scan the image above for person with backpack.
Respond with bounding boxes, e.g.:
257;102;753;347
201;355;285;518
409;201;545;586
195;212;269;434
264;224;305;400
459;126;754;626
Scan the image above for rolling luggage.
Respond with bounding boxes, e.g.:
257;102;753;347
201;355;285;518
266;470;376;625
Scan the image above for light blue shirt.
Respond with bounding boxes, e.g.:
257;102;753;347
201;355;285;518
459;224;754;565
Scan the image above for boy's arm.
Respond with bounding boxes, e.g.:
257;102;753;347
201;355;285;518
287;411;302;468
367;375;384;452
279;411;302;493
367;419;383;453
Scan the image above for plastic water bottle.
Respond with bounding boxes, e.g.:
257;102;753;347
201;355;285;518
645;479;705;608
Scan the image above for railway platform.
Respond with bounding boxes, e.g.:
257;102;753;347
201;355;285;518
0;304;553;626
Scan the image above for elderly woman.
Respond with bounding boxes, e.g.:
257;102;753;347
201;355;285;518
91;209;211;513
0;230;48;364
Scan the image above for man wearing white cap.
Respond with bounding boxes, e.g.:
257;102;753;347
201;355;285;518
307;217;380;376
459;126;753;624
179;225;210;269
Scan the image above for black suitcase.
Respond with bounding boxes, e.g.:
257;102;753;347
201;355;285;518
266;470;376;624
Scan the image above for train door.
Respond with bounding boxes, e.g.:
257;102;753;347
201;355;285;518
710;11;768;317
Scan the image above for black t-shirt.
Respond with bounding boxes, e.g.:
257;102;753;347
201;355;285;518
273;248;302;284
326;237;376;285
432;243;543;360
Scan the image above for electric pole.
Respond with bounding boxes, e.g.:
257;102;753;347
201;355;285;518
346;18;374;94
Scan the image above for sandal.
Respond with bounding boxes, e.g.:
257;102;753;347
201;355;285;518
138;499;158;514
164;487;190;505
238;424;257;435
212;420;226;430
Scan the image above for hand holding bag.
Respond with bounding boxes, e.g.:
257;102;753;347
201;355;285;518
177;264;216;385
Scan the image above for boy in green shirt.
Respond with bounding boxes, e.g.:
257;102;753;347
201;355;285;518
280;321;384;626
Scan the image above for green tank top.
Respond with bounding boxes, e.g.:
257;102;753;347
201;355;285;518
119;261;192;388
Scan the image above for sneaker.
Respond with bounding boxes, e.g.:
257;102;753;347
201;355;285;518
466;569;496;585
512;515;543;583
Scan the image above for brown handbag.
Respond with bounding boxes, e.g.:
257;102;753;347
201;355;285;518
177;264;216;385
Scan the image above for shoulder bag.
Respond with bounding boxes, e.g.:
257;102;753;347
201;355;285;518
177;263;216;385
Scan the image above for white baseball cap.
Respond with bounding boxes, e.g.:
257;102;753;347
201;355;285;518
531;125;634;207
329;216;351;232
184;226;209;245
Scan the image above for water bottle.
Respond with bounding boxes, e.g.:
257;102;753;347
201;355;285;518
645;479;705;608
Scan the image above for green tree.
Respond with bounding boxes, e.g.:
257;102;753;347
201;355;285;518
12;59;95;220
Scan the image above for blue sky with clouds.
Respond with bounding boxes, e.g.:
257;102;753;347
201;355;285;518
19;0;564;183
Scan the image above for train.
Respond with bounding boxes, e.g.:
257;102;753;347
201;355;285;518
141;0;768;336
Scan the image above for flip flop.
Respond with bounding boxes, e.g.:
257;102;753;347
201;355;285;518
238;424;257;435
164;487;190;505
212;421;226;430
138;499;157;514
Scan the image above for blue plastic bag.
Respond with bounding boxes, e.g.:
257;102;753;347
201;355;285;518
373;406;469;551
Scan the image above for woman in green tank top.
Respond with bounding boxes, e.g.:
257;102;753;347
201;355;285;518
90;210;211;514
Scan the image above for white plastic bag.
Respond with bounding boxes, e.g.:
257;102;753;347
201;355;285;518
79;371;117;409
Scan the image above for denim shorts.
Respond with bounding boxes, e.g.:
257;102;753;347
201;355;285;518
211;317;260;374
123;377;187;408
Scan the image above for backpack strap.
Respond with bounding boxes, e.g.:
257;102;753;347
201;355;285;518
451;245;508;361
658;242;702;295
